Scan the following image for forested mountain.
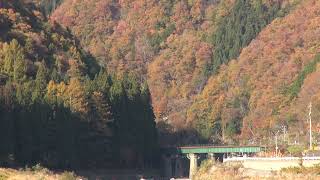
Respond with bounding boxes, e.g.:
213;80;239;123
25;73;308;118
3;0;320;168
0;0;158;169
188;0;320;144
51;0;305;145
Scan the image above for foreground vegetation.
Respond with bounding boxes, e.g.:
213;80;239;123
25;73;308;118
0;165;77;180
281;164;320;175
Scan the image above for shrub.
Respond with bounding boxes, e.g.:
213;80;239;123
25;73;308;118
199;159;214;173
59;172;77;180
29;163;49;174
287;145;304;157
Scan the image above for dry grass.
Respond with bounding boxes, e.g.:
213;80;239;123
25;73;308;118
194;160;320;180
281;164;320;175
0;165;78;180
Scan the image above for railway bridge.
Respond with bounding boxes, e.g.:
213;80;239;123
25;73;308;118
162;145;262;179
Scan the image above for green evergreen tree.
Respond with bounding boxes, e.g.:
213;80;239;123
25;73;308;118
1;40;25;79
32;62;48;102
90;91;113;132
211;0;281;73
139;84;158;167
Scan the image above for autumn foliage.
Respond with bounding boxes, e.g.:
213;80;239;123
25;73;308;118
189;0;320;144
51;0;309;145
0;0;158;169
51;0;223;128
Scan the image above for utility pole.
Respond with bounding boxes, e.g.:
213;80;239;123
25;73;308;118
309;102;313;150
275;134;278;157
275;130;279;157
282;125;287;142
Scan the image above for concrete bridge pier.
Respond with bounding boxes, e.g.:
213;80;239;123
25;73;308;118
187;153;198;179
161;145;262;179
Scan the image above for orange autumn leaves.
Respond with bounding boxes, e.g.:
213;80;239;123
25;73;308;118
188;0;320;141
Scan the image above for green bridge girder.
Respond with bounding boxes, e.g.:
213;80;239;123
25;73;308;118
162;145;262;154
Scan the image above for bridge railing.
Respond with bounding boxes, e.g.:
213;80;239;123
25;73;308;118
177;144;263;148
223;156;320;162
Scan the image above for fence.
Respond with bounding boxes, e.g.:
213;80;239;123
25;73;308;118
223;156;320;162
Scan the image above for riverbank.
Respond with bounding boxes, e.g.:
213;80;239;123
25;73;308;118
0;166;161;180
193;160;320;180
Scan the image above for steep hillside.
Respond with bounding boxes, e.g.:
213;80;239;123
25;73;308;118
188;0;320;144
0;0;157;168
51;0;297;134
51;0;219;74
0;0;96;80
51;0;222;127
